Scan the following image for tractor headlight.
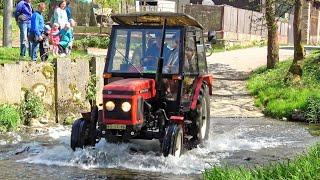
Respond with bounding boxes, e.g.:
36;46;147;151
105;101;115;111
121;102;131;112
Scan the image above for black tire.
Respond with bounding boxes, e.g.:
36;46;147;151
162;124;184;157
190;84;210;146
70;118;96;151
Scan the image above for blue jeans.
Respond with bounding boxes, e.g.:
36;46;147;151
31;39;39;61
18;22;32;57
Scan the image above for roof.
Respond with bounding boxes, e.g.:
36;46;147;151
111;12;203;29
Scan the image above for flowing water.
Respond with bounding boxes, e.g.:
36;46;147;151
0;117;319;179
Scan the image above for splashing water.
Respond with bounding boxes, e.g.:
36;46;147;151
18;120;299;175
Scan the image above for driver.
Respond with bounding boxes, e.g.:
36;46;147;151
143;32;171;70
164;33;180;74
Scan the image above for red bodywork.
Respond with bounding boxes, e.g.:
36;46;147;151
102;78;156;125
190;74;214;110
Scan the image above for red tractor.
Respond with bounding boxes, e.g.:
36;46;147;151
71;13;214;157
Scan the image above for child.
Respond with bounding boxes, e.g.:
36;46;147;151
50;23;60;56
40;25;51;61
56;22;72;56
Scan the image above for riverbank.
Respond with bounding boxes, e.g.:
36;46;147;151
247;51;320;123
204;143;320;179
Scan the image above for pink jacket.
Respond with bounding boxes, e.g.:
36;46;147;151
50;28;60;46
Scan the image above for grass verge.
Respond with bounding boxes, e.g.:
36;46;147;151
204;143;320;180
0;47;89;63
247;51;320;122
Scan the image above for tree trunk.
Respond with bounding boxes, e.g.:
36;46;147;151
265;0;279;69
3;0;13;47
289;0;304;77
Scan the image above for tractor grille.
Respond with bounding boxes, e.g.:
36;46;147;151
104;99;131;120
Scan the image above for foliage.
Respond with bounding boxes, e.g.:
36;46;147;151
204;143;320;180
305;96;320;123
86;74;97;104
20;90;45;125
73;36;110;50
63;115;76;125
247;51;320;121
0;104;21;132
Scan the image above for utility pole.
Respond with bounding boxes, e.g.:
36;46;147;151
3;0;13;47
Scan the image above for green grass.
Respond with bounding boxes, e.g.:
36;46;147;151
247;51;320;121
0;47;89;63
204;143;320;180
211;39;267;53
0;104;21;132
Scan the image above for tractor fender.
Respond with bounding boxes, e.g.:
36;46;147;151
190;74;214;111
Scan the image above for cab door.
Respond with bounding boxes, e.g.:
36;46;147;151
180;30;199;109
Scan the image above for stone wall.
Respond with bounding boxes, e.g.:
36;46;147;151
54;58;91;123
0;57;106;124
21;62;55;120
0;63;21;104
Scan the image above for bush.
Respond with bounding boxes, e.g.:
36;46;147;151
305;96;320;123
73;36;110;50
20;91;45;125
0;104;21;132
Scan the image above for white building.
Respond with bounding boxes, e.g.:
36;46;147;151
135;0;190;13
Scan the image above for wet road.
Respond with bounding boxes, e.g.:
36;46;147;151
1;47;319;179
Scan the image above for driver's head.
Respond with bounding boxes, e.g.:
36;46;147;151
155;32;163;48
172;33;179;49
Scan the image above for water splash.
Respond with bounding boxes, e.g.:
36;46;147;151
18;122;295;175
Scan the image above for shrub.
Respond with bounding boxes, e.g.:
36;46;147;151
20;91;45;125
0;104;21;132
73;36;110;50
305;96;320;123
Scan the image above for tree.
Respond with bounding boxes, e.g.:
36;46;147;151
288;0;320;80
265;0;279;69
289;0;304;79
3;0;13;47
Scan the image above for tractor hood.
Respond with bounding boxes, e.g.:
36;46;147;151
103;78;156;99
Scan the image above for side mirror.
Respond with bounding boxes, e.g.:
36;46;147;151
208;30;217;44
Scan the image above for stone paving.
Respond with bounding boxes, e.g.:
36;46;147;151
207;47;294;118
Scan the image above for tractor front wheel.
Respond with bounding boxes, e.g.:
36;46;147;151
71;118;96;151
162;124;184;157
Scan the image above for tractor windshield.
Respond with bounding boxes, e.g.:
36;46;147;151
107;28;181;74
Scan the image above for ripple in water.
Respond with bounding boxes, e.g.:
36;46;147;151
19;123;293;175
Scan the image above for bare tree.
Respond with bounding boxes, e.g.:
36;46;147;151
265;0;279;69
3;0;13;47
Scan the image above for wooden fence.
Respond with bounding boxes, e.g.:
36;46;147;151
184;4;291;45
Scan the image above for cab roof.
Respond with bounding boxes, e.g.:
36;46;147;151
111;12;203;29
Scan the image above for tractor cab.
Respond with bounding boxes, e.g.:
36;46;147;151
71;13;214;157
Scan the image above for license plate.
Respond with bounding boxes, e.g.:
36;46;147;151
106;124;126;130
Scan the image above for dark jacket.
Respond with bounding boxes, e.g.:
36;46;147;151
15;0;33;23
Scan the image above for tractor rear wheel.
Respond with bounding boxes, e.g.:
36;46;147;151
162;124;184;157
189;84;210;147
71;118;96;151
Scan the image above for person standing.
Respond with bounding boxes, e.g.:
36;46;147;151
66;0;72;20
53;0;69;28
30;2;46;61
15;0;33;58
